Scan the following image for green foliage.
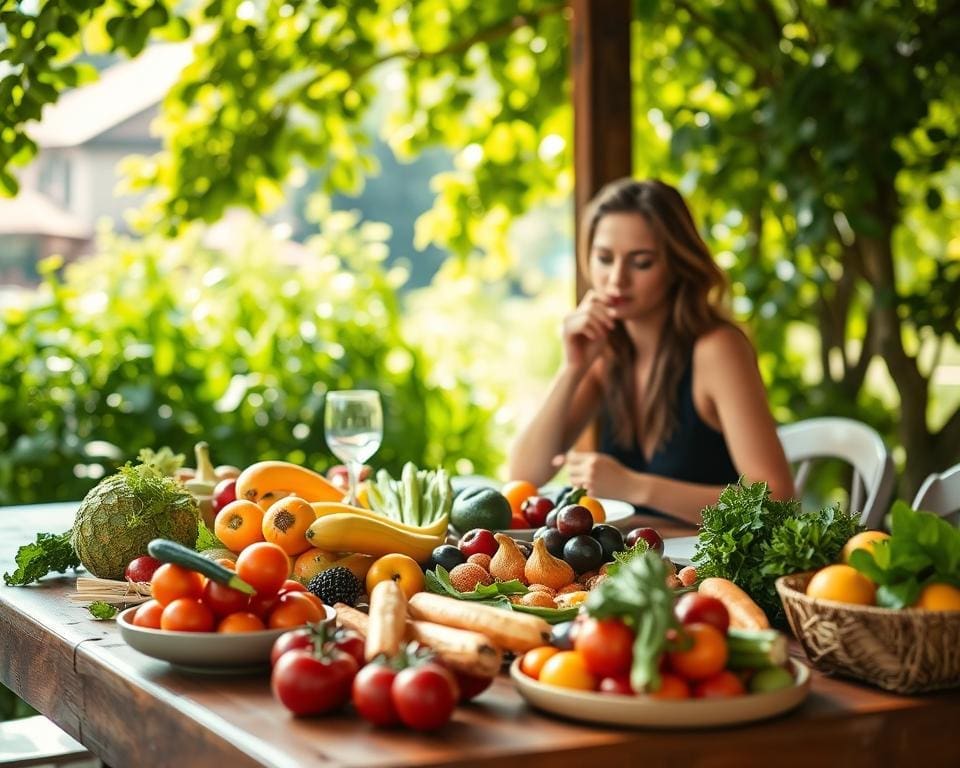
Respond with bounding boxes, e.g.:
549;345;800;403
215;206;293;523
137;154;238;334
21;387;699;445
0;208;499;504
2;530;79;586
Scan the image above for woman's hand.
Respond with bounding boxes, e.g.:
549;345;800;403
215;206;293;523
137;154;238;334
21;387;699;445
553;451;639;500
561;290;616;371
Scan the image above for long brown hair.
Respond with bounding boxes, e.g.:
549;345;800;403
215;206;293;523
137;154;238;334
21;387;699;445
578;178;731;453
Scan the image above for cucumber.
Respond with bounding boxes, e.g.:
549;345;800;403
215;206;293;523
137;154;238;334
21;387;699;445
147;539;256;595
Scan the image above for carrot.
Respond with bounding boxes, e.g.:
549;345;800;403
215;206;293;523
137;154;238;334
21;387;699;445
335;603;369;634
364;580;407;661
407;592;551;652
698;577;770;630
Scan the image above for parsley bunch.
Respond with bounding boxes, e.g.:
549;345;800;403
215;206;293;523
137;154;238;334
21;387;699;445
693;480;861;622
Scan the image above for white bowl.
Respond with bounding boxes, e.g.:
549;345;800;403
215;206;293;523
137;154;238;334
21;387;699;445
510;657;811;728
116;604;335;673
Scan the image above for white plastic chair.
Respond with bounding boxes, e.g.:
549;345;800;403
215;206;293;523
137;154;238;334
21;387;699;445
912;463;960;526
777;417;895;529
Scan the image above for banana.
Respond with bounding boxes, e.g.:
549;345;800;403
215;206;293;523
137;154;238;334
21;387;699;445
306;512;444;563
310;501;450;539
236;461;342;504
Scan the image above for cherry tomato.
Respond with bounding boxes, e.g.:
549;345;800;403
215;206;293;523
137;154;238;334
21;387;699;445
598;675;633;695
151;563;204;606
573;617;634;678
666;623;728;682
650;672;691;700
519;646;560;680
217;612;266;633
352;662;400;727
279;579;307;593
125;556;162;583
450;669;495;702
674;593;730;634
202;579;250;618
271;628;315;667
268;591;324;629
160;597;215;632
332;629;366;669
248;590;281;620
132;599;164;628
212;477;238;514
538;651;597;691
391;662;459;731
236;542;290;597
271;647;358;716
693;670;745;699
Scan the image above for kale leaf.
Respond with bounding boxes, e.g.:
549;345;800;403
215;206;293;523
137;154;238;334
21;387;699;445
3;530;81;586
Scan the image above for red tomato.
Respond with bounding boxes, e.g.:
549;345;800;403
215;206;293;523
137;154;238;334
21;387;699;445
160;598;215;632
451;669;495;702
279;579;307;593
271;628;315;667
271;648;358;716
391;662;459;731
236;542;290;597
332;629;366;669
352;663;400;727
666;623;728;682
217;612;266;633
268;591;324;629
693;670;745;699
212;478;238;515
132;599;164;629
202;579;250;618
674;593;730;634
151;563;204;606
573;617;634;678
598;675;633;695
249;591;281;620
650;672;691;700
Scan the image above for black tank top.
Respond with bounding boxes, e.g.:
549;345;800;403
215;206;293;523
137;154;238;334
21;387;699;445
598;354;738;516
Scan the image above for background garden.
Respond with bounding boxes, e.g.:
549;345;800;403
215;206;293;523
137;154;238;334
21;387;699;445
1;0;958;511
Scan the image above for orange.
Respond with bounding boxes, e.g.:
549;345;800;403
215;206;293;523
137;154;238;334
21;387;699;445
841;530;891;563
501;480;539;519
914;583;960;611
806;564;876;605
365;553;425;599
519;646;560;680
579;496;606;524
538;651;597;691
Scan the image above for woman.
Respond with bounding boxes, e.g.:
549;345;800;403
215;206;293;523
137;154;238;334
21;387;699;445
508;178;794;525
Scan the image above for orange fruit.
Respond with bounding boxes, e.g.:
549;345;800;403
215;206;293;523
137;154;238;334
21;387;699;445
519;646;560;680
365;553;426;599
538;651;597;691
214;499;266;553
580;496;606;524
841;530;890;563
501;480;539;519
806;564;876;605
914;583;960;611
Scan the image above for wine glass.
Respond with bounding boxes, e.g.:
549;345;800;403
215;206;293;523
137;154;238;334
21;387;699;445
324;389;383;504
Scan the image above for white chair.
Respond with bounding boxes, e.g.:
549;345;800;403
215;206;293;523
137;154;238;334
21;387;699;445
777;417;896;529
0;715;94;767
912;463;960;525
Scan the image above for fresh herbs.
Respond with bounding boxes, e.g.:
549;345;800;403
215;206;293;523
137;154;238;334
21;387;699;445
137;446;186;477
3;530;80;586
87;601;119;620
849;501;960;608
693;480;861;621
585;551;676;693
607;538;649;575
195;519;225;552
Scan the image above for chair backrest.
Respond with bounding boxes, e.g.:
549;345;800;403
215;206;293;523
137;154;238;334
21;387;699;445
912;463;960;525
777;417;895;529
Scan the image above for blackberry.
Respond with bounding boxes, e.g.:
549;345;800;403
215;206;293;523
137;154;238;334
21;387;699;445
307;566;363;606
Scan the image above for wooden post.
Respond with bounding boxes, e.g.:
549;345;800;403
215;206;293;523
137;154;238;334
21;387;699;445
570;0;633;301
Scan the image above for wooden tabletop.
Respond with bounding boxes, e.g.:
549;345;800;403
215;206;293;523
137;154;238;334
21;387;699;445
2;503;960;768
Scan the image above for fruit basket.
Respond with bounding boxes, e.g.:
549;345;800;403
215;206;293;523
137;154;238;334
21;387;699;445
776;573;960;694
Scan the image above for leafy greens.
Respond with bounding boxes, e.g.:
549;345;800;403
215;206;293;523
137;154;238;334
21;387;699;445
3;530;80;586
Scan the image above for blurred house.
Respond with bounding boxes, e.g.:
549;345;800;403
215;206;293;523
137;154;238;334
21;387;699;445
0;44;191;285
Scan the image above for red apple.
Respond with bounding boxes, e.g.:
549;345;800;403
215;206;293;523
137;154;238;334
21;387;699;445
521;496;555;528
625;527;664;555
212;477;237;515
458;528;498;558
124;556;162;583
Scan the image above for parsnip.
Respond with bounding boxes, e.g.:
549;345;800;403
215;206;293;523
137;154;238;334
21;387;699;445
365;580;407;661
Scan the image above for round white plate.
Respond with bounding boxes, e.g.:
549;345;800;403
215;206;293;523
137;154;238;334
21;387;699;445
510;657;811;729
116;604;335;672
499;497;634;541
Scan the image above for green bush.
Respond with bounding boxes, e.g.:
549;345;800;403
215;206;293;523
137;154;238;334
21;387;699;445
0;209;499;505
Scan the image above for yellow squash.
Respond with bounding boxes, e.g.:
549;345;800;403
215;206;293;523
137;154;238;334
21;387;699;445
306;512;444;563
310;501;449;539
236;461;343;504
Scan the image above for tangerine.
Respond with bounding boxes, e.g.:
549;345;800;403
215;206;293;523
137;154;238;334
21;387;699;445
501;480;540;519
841;530;890;563
519;646;560;680
538;651;597;691
806;564;876;605
914;583;960;611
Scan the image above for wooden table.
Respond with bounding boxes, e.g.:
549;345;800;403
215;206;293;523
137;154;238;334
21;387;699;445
2;503;960;768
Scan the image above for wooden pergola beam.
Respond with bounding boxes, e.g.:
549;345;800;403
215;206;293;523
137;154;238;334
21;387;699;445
570;0;634;300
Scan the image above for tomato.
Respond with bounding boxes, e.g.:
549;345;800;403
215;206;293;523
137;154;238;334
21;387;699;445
271;648;358;716
519;646;560;680
271;628;316;667
332;628;366;669
248;590;281;620
392;662;459;731
674;592;730;634
451;669;494;702
693;670;745;699
151;563;204;606
217;612;266;633
573;617;634;678
236;542;290;597
666;623;728;681
268;591;324;629
352;662;400;727
125;556;162;583
538;651;597;691
132;599;164;629
202;579;250;618
279;579;307;593
650;672;691;700
160;598;215;632
598;675;633;695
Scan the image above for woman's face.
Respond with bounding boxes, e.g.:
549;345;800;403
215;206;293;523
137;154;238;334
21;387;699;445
588;212;672;321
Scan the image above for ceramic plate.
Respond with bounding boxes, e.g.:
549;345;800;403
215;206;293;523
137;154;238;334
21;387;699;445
510;657;811;729
116;604;335;672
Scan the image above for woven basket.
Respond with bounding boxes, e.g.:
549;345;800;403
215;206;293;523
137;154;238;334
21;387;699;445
776;572;960;694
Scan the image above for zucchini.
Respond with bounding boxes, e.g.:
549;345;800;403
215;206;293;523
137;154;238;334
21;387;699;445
147;539;256;595
725;628;788;669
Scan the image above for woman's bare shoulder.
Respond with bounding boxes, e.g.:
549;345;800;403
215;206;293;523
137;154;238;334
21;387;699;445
693;323;756;364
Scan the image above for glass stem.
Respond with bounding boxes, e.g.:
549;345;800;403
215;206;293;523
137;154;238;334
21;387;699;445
346;461;360;505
